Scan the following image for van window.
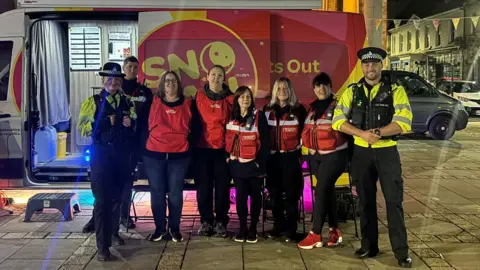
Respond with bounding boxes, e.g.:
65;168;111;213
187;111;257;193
397;74;434;97
0;41;13;101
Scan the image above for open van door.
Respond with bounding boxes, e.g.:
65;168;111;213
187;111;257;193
0;10;26;180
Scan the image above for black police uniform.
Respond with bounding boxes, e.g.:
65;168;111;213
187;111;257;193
83;63;135;260
334;47;412;268
82;79;152;232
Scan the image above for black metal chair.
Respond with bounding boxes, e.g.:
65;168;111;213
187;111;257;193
263;173;307;235
127;162;268;234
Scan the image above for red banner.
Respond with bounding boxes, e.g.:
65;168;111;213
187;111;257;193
138;10;366;103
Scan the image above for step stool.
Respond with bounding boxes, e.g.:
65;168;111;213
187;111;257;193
24;193;81;222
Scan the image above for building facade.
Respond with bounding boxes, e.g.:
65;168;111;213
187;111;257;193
322;0;387;49
389;1;480;83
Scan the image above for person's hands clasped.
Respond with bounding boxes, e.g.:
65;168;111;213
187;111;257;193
122;116;131;127
360;129;381;145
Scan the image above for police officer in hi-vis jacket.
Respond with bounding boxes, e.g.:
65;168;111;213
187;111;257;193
82;56;152;233
77;62;136;261
332;47;413;268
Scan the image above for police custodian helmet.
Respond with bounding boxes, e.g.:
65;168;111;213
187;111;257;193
357;47;387;63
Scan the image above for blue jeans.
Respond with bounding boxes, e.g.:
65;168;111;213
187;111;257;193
142;155;190;233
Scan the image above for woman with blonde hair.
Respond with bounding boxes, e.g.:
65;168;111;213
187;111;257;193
263;77;307;242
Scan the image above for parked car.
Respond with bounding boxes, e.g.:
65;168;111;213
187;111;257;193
435;79;480;116
383;71;469;140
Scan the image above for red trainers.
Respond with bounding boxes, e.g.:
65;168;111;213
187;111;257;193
327;228;342;247
298;231;322;250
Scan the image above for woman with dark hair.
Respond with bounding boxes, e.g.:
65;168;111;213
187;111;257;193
192;65;234;237
141;70;194;242
263;77;307;242
298;72;348;249
226;86;270;243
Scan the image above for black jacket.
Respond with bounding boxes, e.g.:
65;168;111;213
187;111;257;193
122;78;153;140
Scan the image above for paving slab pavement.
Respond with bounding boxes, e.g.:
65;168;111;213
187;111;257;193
1;124;480;269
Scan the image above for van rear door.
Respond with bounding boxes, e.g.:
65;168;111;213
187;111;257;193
0;10;26;180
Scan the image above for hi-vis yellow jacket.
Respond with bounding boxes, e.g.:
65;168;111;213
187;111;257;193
77;90;137;138
332;82;412;148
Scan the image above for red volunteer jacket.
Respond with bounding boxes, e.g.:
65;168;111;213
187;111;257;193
195;88;234;149
302;100;348;152
225;110;262;160
264;108;302;152
146;96;192;153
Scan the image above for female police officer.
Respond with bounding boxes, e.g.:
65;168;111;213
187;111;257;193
77;62;136;261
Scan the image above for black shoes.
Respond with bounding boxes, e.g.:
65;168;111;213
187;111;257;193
169;230;183;242
246;229;258;244
198;220;228;237
235;228;248;243
149;230;167;242
285;232;299;243
398;257;413;268
214;222;227;237
355;248;412;268
354;247;380;258
83;216;136;233
82;218;94;233
235;227;257;244
97;250;113;261
265;227;283;239
198;222;214;236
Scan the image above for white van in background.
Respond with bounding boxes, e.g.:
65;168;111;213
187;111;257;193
437;79;480;116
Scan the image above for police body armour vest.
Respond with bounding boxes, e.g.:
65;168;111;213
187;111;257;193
349;82;396;140
93;92;134;145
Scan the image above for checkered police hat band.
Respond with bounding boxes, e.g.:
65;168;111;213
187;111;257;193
103;70;122;75
361;51;382;61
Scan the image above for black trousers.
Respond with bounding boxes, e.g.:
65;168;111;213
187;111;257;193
195;148;231;225
120;139;142;220
267;152;303;235
310;149;348;234
229;160;262;231
90;143;130;252
88;149;137;226
351;145;409;260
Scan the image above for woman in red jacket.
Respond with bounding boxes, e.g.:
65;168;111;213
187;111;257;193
298;72;349;249
192;65;234;237
225;86;270;244
142;71;194;242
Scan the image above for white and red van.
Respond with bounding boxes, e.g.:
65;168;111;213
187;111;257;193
0;0;366;187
